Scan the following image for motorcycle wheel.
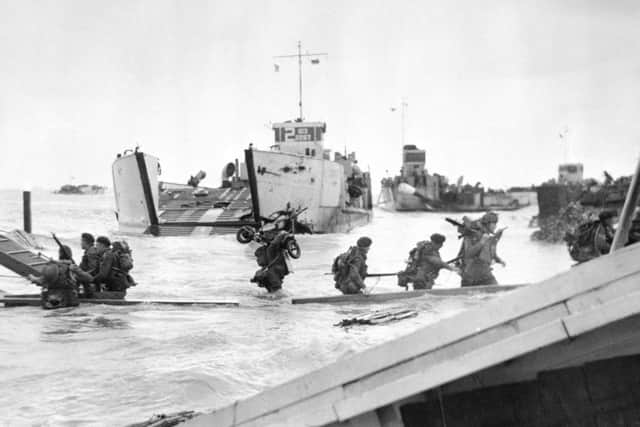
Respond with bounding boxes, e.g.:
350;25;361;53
236;226;255;244
285;238;301;259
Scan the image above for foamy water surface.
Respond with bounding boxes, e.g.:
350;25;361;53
0;189;571;425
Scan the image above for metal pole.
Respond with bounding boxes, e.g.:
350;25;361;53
400;99;408;148
401;100;405;147
610;153;640;251
23;191;32;233
298;41;303;121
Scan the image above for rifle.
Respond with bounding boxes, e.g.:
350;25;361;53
51;233;76;264
445;217;481;239
365;272;399;278
445;217;507;240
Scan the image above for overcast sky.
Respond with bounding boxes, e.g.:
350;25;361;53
1;0;639;190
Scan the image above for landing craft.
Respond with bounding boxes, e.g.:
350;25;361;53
245;120;373;233
112;42;373;235
112;148;256;236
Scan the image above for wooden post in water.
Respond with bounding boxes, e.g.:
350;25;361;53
22;191;32;233
610;154;640;251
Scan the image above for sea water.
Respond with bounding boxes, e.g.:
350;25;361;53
0;189;571;425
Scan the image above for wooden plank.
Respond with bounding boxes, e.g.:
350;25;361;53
442;313;640;395
291;285;523;305
344;303;569;397
200;244;640;426
332;321;569;421
565;272;640;314
7;250;31;255
182;405;235;427
1;297;239;307
563;291;640;337
236;386;344;427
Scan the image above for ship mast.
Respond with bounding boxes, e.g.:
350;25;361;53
274;41;327;121
400;98;408;147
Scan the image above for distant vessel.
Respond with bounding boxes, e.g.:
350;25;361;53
379;144;524;212
55;184;106;195
536;162;633;219
112;148;254;236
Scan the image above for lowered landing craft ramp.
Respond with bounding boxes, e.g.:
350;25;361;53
291;284;524;305
0;232;50;278
184;241;640;427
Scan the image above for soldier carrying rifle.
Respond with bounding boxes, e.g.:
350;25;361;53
447;212;507;287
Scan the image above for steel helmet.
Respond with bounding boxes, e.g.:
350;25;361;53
357;236;372;248
481;212;499;224
430;233;446;244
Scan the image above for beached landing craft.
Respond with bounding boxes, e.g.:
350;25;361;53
112;148;255;236
245;120;373;233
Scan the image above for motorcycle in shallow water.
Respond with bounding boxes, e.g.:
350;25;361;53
236;206;307;259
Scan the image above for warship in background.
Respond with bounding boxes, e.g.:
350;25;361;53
378;144;529;212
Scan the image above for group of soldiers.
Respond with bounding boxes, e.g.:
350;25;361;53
332;211;506;295
28;233;135;309
35;207;636;304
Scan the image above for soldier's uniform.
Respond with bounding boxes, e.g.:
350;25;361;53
252;231;290;293
399;234;450;290
333;237;371;295
461;212;502;287
35;263;79;310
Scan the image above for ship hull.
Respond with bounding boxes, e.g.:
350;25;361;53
246;149;372;233
380;184;524;212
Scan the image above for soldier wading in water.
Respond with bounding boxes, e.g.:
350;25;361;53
397;233;460;290
332;237;372;295
250;222;295;293
459;212;506;287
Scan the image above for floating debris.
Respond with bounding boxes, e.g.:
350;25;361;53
334;308;418;327
127;411;200;427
